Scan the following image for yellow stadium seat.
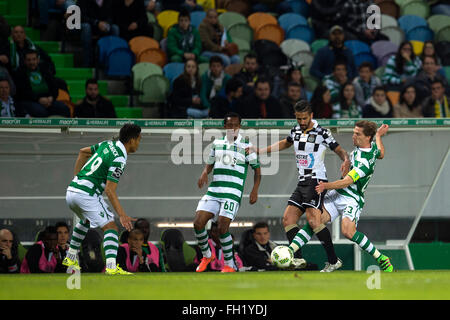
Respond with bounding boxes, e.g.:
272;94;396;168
156;10;179;38
410;40;424;56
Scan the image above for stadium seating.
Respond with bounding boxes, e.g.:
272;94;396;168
288;0;310;17
410;40;424;56
286;24;315;43
198;62;209;76
381;14;398;28
140;75;170;103
190;11;206;28
254;24;285;46
157;10;179;38
227;23;253;44
233;38;251;53
427;14;450;34
247;12;278;33
150;22;164;42
290;50;314;68
381;26;405;46
377;0;400;19
163;62;185;87
129;36;160;60
278;13;308;32
398;15;428;34
345;40;371;56
406;26;434;42
436;26;450;43
353;52;378;69
160;229;198;272
386;90;400;106
280;39;311;59
132;62;163;95
218;11;247;30
311;39;328;54
400;0;430;19
138;48;167;67
371;40;398;66
431;3;450;16
97;36;129;66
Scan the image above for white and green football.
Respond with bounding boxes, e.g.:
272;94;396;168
270;245;293;268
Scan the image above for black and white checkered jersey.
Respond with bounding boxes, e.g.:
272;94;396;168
286;120;339;181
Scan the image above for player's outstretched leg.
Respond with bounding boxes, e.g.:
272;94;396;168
194;211;216;272
103;226;132;275
63;219;90;272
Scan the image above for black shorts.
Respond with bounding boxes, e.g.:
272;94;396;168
287;179;327;213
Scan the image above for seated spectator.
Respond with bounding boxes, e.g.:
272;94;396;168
382;41;422;90
134;218;165;272
422;79;449;118
322;60;348;104
232;52;264;97
145;0;162;14
421;40;441;66
199;9;240;67
209;77;244;118
310;84;333;119
362;86;393;118
55;221;70;272
279;82;303;119
393;84;423;118
251;0;292;15
167;8;207;64
117;229;159;272
200;56;231;110
335;0;388;44
112;0;152;42
332;82;361;118
162;0;203;12
14;49;70;118
0;79;22;117
74;78;117;118
0;228;20;273
242;222;279;271
9;25;55;74
273;63;308;101
352;62;381;109
78;0;120;67
21;226;63;273
413;56;449;104
238;77;282;119
310;25;357;81
169;59;205;118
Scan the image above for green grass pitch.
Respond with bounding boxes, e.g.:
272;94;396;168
1;270;450;300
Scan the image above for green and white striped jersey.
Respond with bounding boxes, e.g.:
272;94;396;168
205;134;260;204
337;141;380;208
68;140;127;196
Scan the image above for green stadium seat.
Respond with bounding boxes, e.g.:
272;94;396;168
0;2;7;15
24;27;40;41
114;107;143;118
311;39;328;54
400;0;430;19
140;75;170;103
218;11;247;30
49;53;74;68
198;62;209;76
35;41;60;53
56;68;94;80
132;62;163;93
7;0;28;15
66;80;108;96
107;95;129;107
436;26;450;42
227;23;253;45
444;66;450;84
4;15;27;27
427;14;450;34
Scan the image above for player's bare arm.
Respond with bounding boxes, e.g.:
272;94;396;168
73;146;92;176
197;164;214;188
333;145;351;176
249;167;261;204
104;180;136;231
257;138;293;154
376;124;389;160
315;175;354;194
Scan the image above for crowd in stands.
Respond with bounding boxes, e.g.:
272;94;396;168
0;0;449;119
1;218;313;273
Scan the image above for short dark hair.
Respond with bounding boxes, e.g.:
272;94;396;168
255;76;271;89
358;61;373;71
431;79;444;87
39;226;57;241
179;8;190;21
225;77;243;95
333;59;347;70
355;120;377;142
253;221;269;232
85;78;98;89
373;85;386;94
119;123;141;144
287;81;302;89
423;55;437;64
24;49;38;58
224;112;241;124
129;229;144;239
244;52;257;61
55;221;70;232
134;218;150;228
293;100;312;114
209;56;223;66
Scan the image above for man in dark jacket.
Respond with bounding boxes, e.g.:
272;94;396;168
209;77;243;118
0;229;20;273
279;82;302;118
242;222;279;271
238;77;282;119
14;49;70;117
232;52;265;98
74;78;116;118
112;0;152;42
422;79;449;118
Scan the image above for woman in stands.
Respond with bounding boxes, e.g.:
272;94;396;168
393;84;423;118
169;59;207;118
362;86;393;118
421;40;441;66
332;82;361;119
310;84;333;118
382;41;422;90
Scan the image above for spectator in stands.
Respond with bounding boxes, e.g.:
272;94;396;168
167;8;207;63
133;218;165;272
0;15;11;71
0;79;21;117
55;221;70;272
362;86;393;118
232;52;263;97
9;25;55;74
393;84;423;118
169;59;205;118
279;82;302;119
199;9;240;67
209;77;244;118
0;228;20;273
310;84;333;119
382;41;422;90
352;61;381;109
335;0;388;44
413;55;449;104
238;77;282;118
112;0;152;42
251;0;292;16
21;226;63;273
36;0;76;30
145;0;162;14
422;79;449;118
310;25;357;80
242;222;279;271
421;40;441;66
322;60;348;104
162;0;203;12
73;78;117;118
273;63;308;101
78;0;120;67
14;49;70;118
200;56;231;110
310;0;345;39
332;82;361;118
117;229;157;272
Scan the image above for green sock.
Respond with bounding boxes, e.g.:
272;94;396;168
351;231;380;259
289;223;314;253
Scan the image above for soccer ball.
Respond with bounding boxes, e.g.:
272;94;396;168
270;245;293;268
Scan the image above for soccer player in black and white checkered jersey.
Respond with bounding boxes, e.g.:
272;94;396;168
256;101;350;271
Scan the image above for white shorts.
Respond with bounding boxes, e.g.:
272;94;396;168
66;190;115;228
323;190;362;226
196;195;240;222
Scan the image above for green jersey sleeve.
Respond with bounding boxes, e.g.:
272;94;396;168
106;156;126;183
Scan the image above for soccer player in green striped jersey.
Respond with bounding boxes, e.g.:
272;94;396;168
289;121;393;272
63;124;142;275
193;112;261;273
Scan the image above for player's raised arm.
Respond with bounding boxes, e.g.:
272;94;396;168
315;176;354;194
375;124;389;160
257;138;293;155
104;180;136;231
73;146;92;176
